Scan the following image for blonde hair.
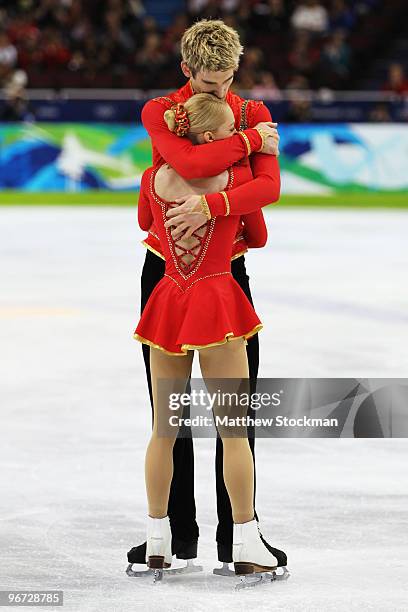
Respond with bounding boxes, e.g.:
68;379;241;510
181;19;243;76
164;93;229;138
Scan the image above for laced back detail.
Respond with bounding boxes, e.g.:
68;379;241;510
170;215;208;273
149;165;234;280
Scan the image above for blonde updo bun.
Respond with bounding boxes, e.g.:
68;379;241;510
164;93;229;138
164;108;177;132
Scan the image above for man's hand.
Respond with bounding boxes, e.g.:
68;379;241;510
253;121;280;156
164;194;208;239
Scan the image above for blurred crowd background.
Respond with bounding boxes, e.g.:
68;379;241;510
0;0;407;122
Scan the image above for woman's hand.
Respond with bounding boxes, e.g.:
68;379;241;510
164;195;208;239
254;122;280;156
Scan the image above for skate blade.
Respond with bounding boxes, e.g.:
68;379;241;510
126;559;203;578
153;569;163;583
213;562;235;577
235;566;290;590
274;566;290;581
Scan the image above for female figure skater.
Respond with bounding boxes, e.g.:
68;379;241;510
134;93;284;578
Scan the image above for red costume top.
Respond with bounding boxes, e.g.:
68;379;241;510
140;80;280;261
134;160;266;355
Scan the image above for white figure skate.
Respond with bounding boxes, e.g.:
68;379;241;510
145;516;172;583
233;519;290;589
126;530;203;579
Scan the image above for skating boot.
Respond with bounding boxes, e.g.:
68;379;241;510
233;519;290;589
146;516;172;582
214;527;288;578
126;521;203;579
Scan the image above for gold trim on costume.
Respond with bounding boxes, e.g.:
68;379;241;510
164;273;184;292
231;249;248;261
181;324;263;351
133;324;263;356
220;191;230;216
153;96;175;107
239;100;250;130
254;127;269;152
141;240;165;260
200;194;211;220
164;271;231;293
141;243;246;270
186;270;230;290
238;130;251;156
133;333;188;356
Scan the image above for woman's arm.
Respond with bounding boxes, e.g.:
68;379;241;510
142;99;264;180
204;152;280;216
204;104;280;216
165;104;280;236
241;210;268;248
138;170;153;231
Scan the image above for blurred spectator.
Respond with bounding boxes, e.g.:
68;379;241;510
250;0;289;34
187;0;211;14
319;30;351;87
251;71;282;100
221;0;241;13
382;63;408;96
136;32;165;67
285;97;312;122
0;31;17;84
223;14;246;48
187;0;239;16
136;32;167;88
13;19;42;71
104;4;135;55
286;74;310;90
187;0;222;19
369;103;391;122
0;0;402;94
329;0;355;32
141;15;160;37
284;70;312;121
0;69;32;121
353;0;379;16
288;31;319;76
291;0;328;34
161;13;189;55
235;46;264;90
6;10;39;45
41;27;71;68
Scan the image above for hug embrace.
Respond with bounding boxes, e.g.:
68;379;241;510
127;18;290;589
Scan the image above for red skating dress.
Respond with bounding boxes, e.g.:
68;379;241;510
133;162;264;355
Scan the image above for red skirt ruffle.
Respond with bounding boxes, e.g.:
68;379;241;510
134;274;262;355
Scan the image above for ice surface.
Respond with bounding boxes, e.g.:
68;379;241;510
1;207;407;611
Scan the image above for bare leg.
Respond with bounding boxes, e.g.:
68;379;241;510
199;339;254;524
145;348;194;518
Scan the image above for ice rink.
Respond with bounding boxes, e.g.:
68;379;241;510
1;206;408;611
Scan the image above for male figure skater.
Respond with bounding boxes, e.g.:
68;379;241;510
127;18;285;570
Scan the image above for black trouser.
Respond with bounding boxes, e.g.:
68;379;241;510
141;249;259;549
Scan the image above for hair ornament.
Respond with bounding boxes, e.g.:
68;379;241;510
172;103;190;136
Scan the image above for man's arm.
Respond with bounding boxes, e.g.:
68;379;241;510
204;104;280;216
138;170;153;231
164;104;280;238
142;98;265;180
241;210;268;248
